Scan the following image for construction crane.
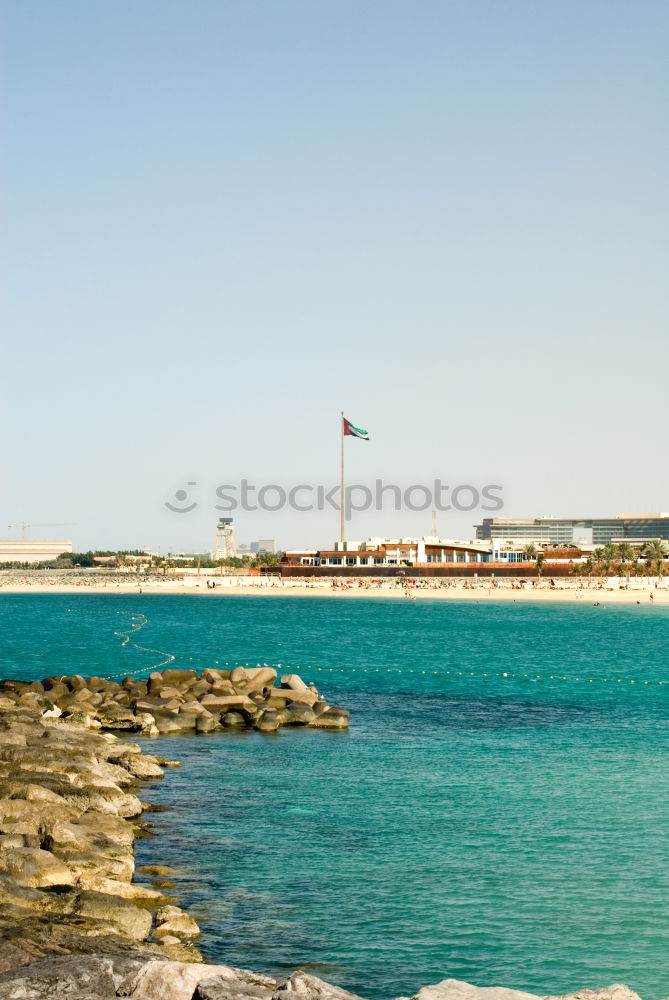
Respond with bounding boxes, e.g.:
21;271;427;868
7;522;74;539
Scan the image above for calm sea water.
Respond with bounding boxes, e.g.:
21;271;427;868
1;593;669;999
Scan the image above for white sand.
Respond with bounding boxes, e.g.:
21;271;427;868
1;576;667;604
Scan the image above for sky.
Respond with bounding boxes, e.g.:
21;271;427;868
2;0;668;553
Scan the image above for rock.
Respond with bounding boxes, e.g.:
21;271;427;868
136;712;159;736
280;674;309;692
147;673;164;695
202;668;231;684
158;687;185;700
153;712;186;735
256;709;281;733
120;960;275;1000
0;953;162;999
153;904;200;941
241;667;278;695
200;694;256;710
543;988;642;1000
0;848;76;888
189;680;211;699
0;871;70;913
273;971;365;1000
282;704;316;726
0;835;25;850
114;753;165;780
160;669;198;686
308;707;349;730
198;969;276;1000
77;875;170;906
409;980;540;1000
97;705;142;731
75;889;153;940
278;688;318;707
221;712;246;728
210;681;237;696
196;712;218;734
41;705;62;719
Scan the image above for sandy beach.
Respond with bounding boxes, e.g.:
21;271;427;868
1;576;667;604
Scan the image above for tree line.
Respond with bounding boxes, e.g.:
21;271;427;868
520;540;668;581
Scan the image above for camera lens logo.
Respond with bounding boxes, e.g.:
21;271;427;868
165;482;199;513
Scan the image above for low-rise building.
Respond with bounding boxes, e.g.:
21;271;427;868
284;536;491;568
0;539;73;564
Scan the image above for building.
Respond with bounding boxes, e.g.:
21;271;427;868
0;539;73;564
249;539;276;555
475;513;669;546
284;536;491;568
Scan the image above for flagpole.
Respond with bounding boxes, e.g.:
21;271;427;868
340;411;345;545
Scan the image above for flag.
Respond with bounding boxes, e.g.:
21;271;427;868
343;416;369;440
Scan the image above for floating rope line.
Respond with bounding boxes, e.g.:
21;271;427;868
280;664;669;686
102;612;176;680
83;612;666;689
137;659;669;688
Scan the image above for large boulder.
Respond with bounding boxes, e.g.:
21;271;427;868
221;712;246;728
119;960;275;1000
153;904;200;941
0;953;161;999
408;980;540;1000
278;688;318;707
77;874;170;906
282;704;316;726
543;988;642;1000
0;848;75;888
273;971;365;1000
75;889;153;940
238;667;277;696
256;709;281;733
96;704;143;731
308;707;349;730
280;674;310;692
196;712;218;734
197;971;276;1000
160;669;198;687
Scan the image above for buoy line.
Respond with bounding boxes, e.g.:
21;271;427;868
65;609;664;689
176;660;669;688
102;612;176;680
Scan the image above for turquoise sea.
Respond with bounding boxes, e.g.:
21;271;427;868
1;593;669;999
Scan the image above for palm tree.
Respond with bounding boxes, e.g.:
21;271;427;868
630;556;641;583
523;543;538;562
535;551;545;577
581;555;595;586
592;547;608;581
602;542;618;565
642;539;667;585
616;542;634;585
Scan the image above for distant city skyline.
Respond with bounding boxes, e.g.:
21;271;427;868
4;0;668;551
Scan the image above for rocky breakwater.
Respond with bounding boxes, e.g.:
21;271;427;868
0;681;641;1000
20;665;349;736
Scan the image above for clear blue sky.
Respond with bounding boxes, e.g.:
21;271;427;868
2;0;668;552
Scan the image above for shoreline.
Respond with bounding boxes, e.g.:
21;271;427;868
0;668;350;999
1;579;667;604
